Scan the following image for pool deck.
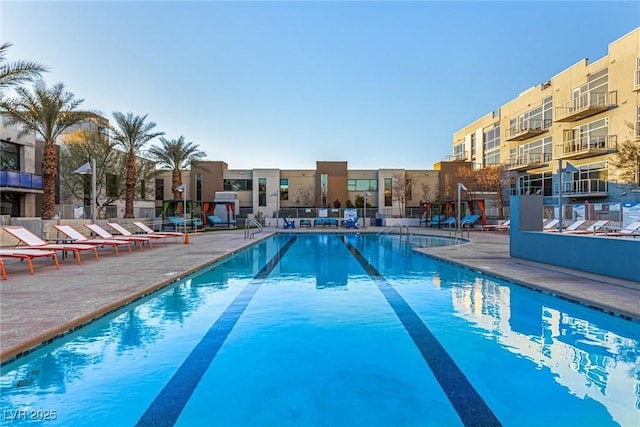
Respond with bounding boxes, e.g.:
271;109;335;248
1;227;639;364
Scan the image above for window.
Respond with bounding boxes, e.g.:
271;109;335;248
347;179;378;191
321;174;328;206
405;179;412;201
483;123;501;166
155;179;164;200
1;141;20;170
106;174;118;198
470;134;476;157
453;143;466;160
517;172;552;196
280;178;288;201
139;179;146;200
224;179;253;191
0;192;20;216
384;178;392;207
518;136;552;164
258;178;266;206
83;175;91;206
196;174;202;201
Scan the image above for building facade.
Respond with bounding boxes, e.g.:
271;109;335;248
451;27;640;207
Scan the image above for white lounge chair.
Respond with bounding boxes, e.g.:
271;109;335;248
2;226;99;264
53;225;133;256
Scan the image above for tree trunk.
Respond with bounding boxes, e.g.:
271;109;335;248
124;153;136;218
171;169;183;215
42;141;57;219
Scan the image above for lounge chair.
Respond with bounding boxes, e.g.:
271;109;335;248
564;220;610;235
84;224;151;250
299;219;312;228
2;226;99;264
54;225;132;256
428;214;446;227
0;249;60;275
545;219;587;233
460;214;480;229
599;221;640;237
283;217;296;229
345;216;359;229
207;215;236;227
441;217;457;228
314;218;339;227
542;219;560;231
483;219;510;231
132;221;184;242
107;222;168;247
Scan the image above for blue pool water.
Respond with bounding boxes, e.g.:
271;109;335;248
1;233;638;426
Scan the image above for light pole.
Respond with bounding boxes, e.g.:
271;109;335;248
176;183;187;236
74;159;97;224
270;190;279;228
364;191;371;228
457;183;467;235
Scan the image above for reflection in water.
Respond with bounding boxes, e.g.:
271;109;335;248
450;278;639;426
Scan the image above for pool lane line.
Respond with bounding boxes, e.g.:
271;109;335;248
136;236;298;427
341;236;502;427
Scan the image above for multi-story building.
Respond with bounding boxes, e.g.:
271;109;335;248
155;161;442;221
451;27;640;208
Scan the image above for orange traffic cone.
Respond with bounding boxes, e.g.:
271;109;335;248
184;231;190;244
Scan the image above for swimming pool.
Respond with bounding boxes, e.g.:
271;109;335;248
1;233;638;426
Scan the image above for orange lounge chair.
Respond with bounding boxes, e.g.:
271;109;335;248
0;249;60;275
564;220;610;235
107;222;168;247
84;223;151;250
132;221;184;242
2;226;99;264
53;225;133;256
599;221;640;237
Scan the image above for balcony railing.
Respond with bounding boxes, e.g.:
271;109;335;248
505;118;551;141
554;90;617;122
554;134;617;160
446;151;468;162
635;121;640;140
555;178;608;197
507;152;552;171
634;70;640;92
0;170;44;191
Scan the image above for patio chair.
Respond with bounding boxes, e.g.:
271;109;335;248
482;219;510;231
2;226;99;264
0;249;60;275
599;221;640;237
564;220;610;235
345;216;359;229
282;217;296;229
53;224;133;256
107;222;168;247
132;221;184;242
545;219;587;233
542;219;560;231
84;224;151;250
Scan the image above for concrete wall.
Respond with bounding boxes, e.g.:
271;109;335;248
510;195;640;282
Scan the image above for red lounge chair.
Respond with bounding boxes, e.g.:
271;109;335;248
2;226;99;264
107;222;168;247
84;223;151;250
53;225;133;256
0;249;60;275
132;221;183;242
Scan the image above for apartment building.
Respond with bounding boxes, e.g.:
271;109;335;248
155;161;441;220
451;27;640;206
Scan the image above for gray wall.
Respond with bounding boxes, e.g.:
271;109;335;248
510;195;640;282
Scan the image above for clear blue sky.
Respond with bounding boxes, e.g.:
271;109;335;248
2;1;638;170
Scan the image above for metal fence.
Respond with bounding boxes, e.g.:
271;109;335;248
54;205;155;220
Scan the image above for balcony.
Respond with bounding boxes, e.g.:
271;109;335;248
554;135;617;160
634;70;640;92
507;153;552;171
505;119;551;141
556;178;608;198
635;121;640;141
554;91;617;122
446;151;468;162
0;170;44;192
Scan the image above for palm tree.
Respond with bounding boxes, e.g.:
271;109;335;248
146;136;207;213
0;80;95;218
0;42;48;96
111;112;163;218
